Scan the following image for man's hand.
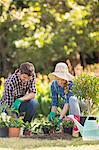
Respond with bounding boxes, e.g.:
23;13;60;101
11;98;23;111
48;112;56;121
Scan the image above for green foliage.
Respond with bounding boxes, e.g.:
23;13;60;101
0;0;99;75
31;115;50;134
0;102;8;114
0;112;10;127
0;110;23;128
8;117;24;128
31;115;59;134
0;77;5;98
36;74;52;116
24;121;32;131
71;73;99;103
62;117;74;128
50;117;58;130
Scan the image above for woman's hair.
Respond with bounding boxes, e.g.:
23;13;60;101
54;76;68;94
19;62;35;76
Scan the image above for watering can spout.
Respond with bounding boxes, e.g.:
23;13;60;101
68;115;83;136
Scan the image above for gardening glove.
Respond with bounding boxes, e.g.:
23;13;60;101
11;98;23;111
48;112;56;121
57;118;62;130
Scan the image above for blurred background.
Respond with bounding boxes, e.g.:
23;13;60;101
0;0;99;77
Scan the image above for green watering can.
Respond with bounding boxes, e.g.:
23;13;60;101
68;115;99;141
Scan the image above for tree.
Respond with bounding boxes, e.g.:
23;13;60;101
0;0;99;76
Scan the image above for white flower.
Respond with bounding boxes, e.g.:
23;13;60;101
6;116;11;122
0;112;7;122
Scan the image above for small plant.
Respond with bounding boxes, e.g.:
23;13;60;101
24;121;32;131
31;115;47;134
50;117;58;130
8;117;24;128
62;117;74;128
0;102;8;114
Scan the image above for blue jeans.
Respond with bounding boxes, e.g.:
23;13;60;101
69;96;87;115
19;99;39;123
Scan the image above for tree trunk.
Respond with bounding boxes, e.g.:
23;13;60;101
67;52;83;76
81;53;87;67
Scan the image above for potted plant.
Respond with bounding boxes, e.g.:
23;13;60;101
71;73;99;126
32;116;51;135
0;103;24;137
42;121;51;134
49;117;59;134
32;115;58;135
62;117;74;135
71;73;98;114
0;112;10;137
23;121;33;136
8;117;24;137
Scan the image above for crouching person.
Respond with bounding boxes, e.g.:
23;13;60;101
48;62;87;137
0;62;39;136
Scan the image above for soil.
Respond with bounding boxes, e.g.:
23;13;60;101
22;133;72;140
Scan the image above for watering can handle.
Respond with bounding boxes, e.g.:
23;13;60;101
86;116;90;121
84;116;90;124
85;116;98;122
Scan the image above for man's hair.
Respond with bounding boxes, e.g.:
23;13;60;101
19;62;35;76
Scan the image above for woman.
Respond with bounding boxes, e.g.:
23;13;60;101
48;62;84;136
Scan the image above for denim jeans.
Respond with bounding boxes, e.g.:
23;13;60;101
19;99;39;123
69;96;87;115
0;99;39;122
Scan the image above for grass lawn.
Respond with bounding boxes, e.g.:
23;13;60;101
0;137;99;150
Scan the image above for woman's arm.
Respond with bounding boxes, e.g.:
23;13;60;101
59;81;73;119
51;106;57;112
50;81;59;111
59;103;69;119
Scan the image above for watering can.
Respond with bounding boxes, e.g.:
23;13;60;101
68;115;99;141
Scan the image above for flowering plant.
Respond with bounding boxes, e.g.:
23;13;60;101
0;112;24;128
7;117;24;128
62;117;74;128
0;112;11;127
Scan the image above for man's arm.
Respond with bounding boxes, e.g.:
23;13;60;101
19;74;36;101
2;81;14;108
27;74;36;98
20;92;35;101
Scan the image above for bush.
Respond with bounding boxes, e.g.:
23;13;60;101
0;77;5;99
36;73;52;116
71;73;99;114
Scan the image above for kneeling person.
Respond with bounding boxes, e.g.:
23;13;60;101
1;62;39;127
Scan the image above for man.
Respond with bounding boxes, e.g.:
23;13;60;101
0;62;39;133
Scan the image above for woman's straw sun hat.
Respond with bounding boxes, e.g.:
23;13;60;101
48;62;74;81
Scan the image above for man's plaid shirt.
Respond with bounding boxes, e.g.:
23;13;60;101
1;70;36;107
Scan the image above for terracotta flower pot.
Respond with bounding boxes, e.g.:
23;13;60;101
9;128;20;137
